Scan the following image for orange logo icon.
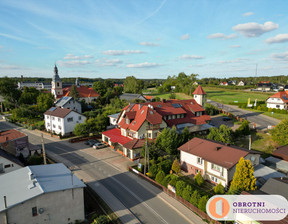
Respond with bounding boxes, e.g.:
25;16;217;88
208;197;230;219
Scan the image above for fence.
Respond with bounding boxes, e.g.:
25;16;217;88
128;167;221;224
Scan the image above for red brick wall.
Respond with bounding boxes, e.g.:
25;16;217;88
181;161;203;175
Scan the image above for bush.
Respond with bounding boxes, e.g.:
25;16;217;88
194;172;204;186
169;178;177;187
158;160;172;174
190;190;201;207
236;120;250;136
91;215;110;224
214;183;225;194
155;170;166;184
148;164;158;179
176;180;186;196
27;154;43;165
182;185;193;201
171;159;181;174
161;175;172;187
198;196;209;212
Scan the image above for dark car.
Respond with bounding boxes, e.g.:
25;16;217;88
93;143;106;149
85;139;99;146
222;117;232;121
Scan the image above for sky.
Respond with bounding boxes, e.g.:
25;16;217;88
0;0;288;79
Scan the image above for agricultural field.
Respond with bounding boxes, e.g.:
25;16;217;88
204;87;273;104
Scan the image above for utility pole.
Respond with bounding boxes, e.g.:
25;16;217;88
248;135;251;150
41;133;47;165
4;196;8;224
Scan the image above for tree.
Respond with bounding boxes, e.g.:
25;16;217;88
91;215;110;224
156;126;179;155
161;175;172;187
190;190;201;207
194;172;204;186
176;180;186;196
198;196;209;212
171;159;181;174
270;119;288;145
148;164;158;179
0;77;21;107
69;85;80;99
236;120;250;136
158;160;172;174
182;185;193;201
93;81;106;96
37;93;54;112
124;76;138;93
214;183;225;194
155;170;165;184
73;123;89;136
179;126;190;145
228;157;257;194
18;87;40;105
207;125;234;144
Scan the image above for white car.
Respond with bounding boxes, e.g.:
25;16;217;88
93;143;106;149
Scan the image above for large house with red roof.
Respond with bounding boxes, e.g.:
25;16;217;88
266;91;288;110
178;137;260;187
102;86;211;160
51;65;99;103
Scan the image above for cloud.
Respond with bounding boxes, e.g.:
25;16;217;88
243;12;254;17
95;58;123;67
102;50;145;55
217;58;248;64
180;34;190;40
207;33;237;39
58;60;92;67
179;55;205;60
0;64;22;70
271;51;288;61
64;54;94;59
230;45;241;48
266;34;288;44
139;42;159;47
126;62;160;68
0;32;36;45
232;21;278;37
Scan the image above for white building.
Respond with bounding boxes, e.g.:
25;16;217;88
178;137;260;187
0;163;85;224
237;81;246;86
0;149;23;175
108;113;120;126
266;91;288;110
55;96;82;113
44;107;86;136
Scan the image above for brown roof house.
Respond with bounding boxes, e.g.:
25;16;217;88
273;145;288;162
0;129;30;160
178;137;261;187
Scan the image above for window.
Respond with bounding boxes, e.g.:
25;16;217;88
148;133;151;138
52;117;55;120
53;124;56;128
211;176;219;183
47;123;50;127
57;82;59;87
32;207;38;216
4;164;11;168
58;126;61;130
197;157;202;165
58;118;61;122
211;163;221;172
79;116;82;120
67;117;73;122
46;115;50;119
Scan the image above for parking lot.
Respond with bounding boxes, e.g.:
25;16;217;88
210;114;241;131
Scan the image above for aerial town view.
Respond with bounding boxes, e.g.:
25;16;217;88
1;0;288;224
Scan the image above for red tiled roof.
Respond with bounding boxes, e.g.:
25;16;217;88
193;85;206;95
123;139;145;149
267;91;288;103
143;95;154;100
62;86;100;98
0;129;26;143
44;107;72;118
126;111;137;120
178;137;249;169
102;128;132;145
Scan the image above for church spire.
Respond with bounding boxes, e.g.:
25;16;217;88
54;64;58;76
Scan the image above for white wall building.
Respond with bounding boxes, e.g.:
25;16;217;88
0;150;23;175
266;91;288;110
44;107;86;136
55;96;82;113
0;163;85;224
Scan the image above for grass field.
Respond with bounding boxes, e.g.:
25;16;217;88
147;92;193;100
204;87;273;104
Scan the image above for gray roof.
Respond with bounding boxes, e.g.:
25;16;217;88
260;178;288;200
265;156;288;173
253;164;286;181
0;163;85;212
108;113;120;119
55;96;77;107
120;93;146;101
0;149;24;167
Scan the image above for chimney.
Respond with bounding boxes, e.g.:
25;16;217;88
216;146;221;151
225;143;230;146
28;171;35;181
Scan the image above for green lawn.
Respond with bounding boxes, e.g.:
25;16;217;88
204;87;273;104
147;92;193;100
243;107;288;120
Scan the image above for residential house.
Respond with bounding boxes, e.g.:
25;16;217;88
0;129;30;159
284;84;288;91
103;88;211;160
44;107;86;136
55;96;82;113
220;82;228;86
228;80;237;85
193;81;201;86
119;93;147;102
273;145;288;161
0;163;85;224
178;137;260;187
237;81;246;86
0;149;23;175
17;81;52;90
266;91;288;110
257;81;272;92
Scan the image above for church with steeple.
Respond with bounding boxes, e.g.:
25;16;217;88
51;65;99;103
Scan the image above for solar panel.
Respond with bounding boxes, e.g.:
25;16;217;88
49;107;56;111
172;103;181;108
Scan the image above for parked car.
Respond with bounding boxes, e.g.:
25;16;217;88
222;117;232;121
93;143;106;149
85;139;99;146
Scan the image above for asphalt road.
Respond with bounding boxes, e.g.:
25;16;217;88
208;100;280;129
0;121;203;224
